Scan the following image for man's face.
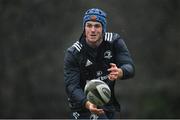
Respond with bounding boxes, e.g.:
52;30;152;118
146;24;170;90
85;21;103;44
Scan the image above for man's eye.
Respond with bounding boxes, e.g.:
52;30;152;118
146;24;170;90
86;24;92;28
94;24;101;28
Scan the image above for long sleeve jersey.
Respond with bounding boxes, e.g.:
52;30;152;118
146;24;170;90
64;32;135;112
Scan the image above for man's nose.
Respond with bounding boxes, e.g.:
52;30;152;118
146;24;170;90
91;26;96;32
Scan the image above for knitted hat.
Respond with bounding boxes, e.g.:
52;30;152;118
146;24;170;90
83;8;107;32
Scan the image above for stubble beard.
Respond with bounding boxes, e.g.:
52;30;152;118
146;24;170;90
86;35;103;48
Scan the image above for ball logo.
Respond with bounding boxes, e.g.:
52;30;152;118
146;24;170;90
102;87;110;99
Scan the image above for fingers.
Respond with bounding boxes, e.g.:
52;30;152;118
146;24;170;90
108;67;118;72
86;101;104;115
108;63;118;79
108;63;123;80
90;107;104;115
108;63;118;72
108;74;118;80
109;63;116;68
108;70;119;77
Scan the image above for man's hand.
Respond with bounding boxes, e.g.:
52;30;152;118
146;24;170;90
85;101;104;115
108;63;123;81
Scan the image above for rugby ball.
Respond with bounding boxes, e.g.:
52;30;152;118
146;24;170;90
84;79;111;106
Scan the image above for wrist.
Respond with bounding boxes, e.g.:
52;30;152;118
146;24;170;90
118;68;123;79
85;101;91;110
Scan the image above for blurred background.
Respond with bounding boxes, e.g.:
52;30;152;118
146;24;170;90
0;0;180;119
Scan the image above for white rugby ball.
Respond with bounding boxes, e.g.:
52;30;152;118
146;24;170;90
84;79;111;106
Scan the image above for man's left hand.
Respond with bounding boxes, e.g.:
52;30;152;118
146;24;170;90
107;63;123;81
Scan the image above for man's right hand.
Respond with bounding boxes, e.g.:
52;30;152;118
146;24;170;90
85;101;105;115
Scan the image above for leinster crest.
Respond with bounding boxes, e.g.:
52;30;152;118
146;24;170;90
104;50;112;59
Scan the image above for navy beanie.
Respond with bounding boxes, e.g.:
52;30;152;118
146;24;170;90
83;8;107;32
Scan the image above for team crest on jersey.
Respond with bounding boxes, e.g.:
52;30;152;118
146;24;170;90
104;50;112;59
